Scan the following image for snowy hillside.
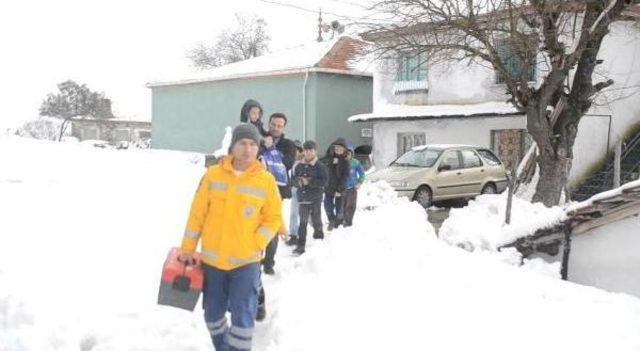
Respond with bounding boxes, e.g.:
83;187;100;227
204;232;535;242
1;135;640;351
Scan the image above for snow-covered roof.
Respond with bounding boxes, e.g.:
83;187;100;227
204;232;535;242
148;36;372;88
567;179;640;214
348;101;523;122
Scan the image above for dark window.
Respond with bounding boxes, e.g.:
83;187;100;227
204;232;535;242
397;132;426;157
495;38;536;84
461;150;483;168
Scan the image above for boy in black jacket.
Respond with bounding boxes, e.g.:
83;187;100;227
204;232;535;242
293;141;328;256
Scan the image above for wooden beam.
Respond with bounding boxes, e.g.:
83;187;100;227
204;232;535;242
571;203;640;235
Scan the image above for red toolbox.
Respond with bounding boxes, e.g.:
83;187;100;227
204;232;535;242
157;248;203;311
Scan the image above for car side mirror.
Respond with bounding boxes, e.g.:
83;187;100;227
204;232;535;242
438;164;452;172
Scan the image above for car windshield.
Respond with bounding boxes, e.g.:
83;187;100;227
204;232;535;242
392;149;442;168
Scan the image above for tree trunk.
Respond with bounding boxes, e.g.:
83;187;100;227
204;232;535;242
58;119;70;141
532;147;572;207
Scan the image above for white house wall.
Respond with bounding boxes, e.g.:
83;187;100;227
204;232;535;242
589;23;640;146
373;56;504;108
570;115;611;181
569;22;640;181
372;21;640;181
372;115;526;168
568;215;640;298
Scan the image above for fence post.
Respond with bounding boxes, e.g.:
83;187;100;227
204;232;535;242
505;171;514;225
614;140;622;189
561;223;572;280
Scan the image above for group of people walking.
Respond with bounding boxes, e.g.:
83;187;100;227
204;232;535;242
177;99;365;351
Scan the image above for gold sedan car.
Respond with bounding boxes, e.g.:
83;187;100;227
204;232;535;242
368;144;509;208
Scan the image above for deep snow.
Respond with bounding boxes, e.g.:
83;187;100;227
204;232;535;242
2;135;640;351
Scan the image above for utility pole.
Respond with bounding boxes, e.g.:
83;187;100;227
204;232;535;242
317;8;323;42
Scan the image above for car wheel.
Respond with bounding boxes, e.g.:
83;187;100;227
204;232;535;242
413;186;432;208
481;183;497;195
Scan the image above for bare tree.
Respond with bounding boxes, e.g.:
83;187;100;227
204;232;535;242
187;13;270;69
363;0;635;206
15;118;62;141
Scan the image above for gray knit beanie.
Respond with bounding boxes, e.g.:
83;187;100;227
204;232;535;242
231;123;262;148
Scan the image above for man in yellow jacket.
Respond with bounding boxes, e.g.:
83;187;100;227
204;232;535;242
179;123;282;351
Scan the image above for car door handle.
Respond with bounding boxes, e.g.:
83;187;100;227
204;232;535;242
456;172;462;175
480;169;485;172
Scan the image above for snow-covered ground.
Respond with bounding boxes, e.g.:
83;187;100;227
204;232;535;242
2;135;640;351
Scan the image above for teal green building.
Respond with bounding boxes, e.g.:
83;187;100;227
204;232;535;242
147;37;373;154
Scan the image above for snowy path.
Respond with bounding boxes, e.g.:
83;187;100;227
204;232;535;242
2;136;640;351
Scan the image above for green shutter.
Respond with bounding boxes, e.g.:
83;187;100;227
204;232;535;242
496;39;535;83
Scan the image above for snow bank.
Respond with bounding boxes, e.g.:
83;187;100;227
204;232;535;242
0;136;212;351
356;180;398;210
439;193;567;250
267;196;640;351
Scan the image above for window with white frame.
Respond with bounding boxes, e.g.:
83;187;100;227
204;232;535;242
397;52;428;82
394;52;429;94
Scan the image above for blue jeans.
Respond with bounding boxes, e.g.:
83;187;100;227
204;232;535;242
289;187;299;237
324;192;344;225
203;263;261;351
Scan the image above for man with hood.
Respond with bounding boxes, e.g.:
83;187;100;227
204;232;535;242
240;99;268;136
324;137;350;231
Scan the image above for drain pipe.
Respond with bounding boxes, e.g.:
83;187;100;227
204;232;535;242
302;69;310;141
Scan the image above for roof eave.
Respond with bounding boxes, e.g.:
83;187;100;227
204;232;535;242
147;67;372;88
349;111;525;122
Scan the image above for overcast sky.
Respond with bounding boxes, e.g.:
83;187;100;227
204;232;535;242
0;0;369;129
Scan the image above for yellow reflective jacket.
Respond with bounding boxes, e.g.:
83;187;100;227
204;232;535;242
181;156;283;270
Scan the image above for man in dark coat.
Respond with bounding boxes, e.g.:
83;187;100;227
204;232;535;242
260;113;297;274
324;137;350;231
262;113;297;199
240;99;268;136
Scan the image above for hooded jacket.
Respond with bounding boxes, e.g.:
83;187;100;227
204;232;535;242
346;157;366;189
240;99;268;136
325;138;350;195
